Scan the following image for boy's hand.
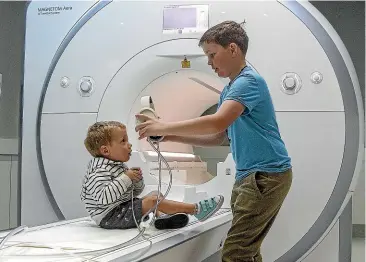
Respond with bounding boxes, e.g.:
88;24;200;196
135;114;167;140
126;168;142;182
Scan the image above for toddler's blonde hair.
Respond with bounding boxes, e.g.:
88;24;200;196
84;121;126;157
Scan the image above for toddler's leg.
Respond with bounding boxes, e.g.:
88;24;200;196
142;194;224;230
142;195;191;229
143;190;164;198
142;194;224;218
142;195;196;215
99;199;143;230
142;191;164;217
222;169;292;262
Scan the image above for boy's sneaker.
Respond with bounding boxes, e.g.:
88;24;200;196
154;213;189;230
194;195;224;222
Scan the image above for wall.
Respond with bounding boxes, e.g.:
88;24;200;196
0;1;26;231
310;1;365;102
353;157;365;225
0;1;25;139
310;1;365;227
0;156;18;231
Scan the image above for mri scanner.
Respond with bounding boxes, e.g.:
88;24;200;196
0;0;364;261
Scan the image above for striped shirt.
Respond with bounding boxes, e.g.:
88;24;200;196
80;157;145;225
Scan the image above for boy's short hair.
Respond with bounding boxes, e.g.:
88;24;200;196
84;121;125;157
199;20;249;55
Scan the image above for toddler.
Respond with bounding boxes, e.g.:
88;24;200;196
80;121;224;230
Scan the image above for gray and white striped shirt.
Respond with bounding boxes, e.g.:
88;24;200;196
80;157;145;225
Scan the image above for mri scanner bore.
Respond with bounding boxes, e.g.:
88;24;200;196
0;1;363;262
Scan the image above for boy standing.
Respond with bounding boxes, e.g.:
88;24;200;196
135;21;292;261
81;121;224;230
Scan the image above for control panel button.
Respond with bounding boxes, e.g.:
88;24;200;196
60;76;70;88
78;77;94;97
281;73;302;95
283;77;296;90
311;71;323;84
80;80;92;92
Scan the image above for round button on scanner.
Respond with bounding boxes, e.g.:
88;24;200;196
78;77;94;97
283;77;296;90
311;71;323;84
80;80;92;92
280;73;302;95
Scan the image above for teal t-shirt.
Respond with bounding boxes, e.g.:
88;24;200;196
218;66;292;181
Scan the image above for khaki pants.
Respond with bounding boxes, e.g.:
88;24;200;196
222;169;292;262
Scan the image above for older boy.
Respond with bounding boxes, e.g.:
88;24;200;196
135;21;292;261
80;121;224;230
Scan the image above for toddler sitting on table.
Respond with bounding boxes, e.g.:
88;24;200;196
80;121;224;230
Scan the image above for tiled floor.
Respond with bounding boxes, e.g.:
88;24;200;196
352;237;365;262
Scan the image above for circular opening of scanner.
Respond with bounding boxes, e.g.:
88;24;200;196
124;70;228;185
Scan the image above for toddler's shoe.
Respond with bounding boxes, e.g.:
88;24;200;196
154;213;189;230
194;195;224;222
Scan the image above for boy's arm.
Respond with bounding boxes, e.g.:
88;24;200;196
135;100;243;139
132;178;145;196
90;168;132;205
164;131;228;147
136;75;260;140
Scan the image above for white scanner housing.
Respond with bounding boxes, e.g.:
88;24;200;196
7;1;363;262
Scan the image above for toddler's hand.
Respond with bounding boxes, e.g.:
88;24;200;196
126;168;142;182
